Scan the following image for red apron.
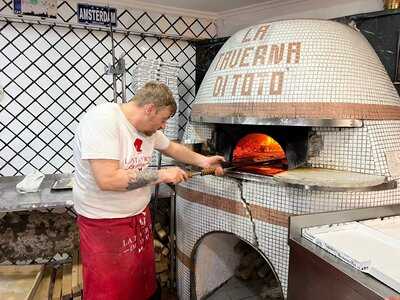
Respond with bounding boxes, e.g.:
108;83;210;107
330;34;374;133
77;206;157;300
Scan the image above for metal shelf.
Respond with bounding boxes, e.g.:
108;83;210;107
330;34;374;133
191;116;364;128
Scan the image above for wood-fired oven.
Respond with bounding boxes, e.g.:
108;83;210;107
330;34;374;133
176;19;400;299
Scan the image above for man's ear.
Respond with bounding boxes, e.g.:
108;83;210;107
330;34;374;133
144;103;156;114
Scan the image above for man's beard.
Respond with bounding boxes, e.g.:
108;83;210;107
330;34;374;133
140;129;156;136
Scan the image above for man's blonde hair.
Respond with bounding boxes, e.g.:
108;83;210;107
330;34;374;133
131;81;177;115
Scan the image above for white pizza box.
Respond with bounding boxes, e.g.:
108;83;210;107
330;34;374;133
303;219;400;293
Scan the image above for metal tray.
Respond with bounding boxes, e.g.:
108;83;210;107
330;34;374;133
51;177;73;190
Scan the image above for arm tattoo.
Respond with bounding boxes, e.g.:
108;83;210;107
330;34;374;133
127;169;159;190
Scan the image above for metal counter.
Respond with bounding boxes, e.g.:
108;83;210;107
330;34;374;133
288;205;400;299
0;174;73;213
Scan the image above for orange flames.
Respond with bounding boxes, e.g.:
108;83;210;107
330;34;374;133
232;133;287;176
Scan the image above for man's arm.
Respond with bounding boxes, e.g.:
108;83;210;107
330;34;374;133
160;141;225;174
160;142;204;167
89;159;188;191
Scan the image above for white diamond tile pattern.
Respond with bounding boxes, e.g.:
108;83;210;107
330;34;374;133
0;1;213;175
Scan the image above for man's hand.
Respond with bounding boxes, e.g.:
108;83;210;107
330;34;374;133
199;156;225;176
160;142;226;177
158;167;189;185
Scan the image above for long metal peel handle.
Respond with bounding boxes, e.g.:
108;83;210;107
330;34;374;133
188;168;216;178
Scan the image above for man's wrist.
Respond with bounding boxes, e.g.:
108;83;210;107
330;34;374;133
196;155;208;169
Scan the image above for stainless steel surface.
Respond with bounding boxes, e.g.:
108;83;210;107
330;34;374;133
191;116;364;127
226;170;397;192
288;204;400;298
278;180;397;192
0;174;73;213
289;204;400;239
51;177;73;190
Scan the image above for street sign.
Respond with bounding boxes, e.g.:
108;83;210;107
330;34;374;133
77;4;117;27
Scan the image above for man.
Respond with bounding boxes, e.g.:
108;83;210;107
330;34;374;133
72;82;224;300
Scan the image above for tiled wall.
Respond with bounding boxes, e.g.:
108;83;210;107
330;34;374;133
176;167;400;298
0;0;216;176
177;121;400;299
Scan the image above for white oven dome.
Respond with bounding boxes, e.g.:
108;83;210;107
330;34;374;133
191;19;400;123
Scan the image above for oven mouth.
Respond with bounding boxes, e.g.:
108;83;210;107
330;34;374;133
231;133;288;176
214;124;310;174
194;123;396;192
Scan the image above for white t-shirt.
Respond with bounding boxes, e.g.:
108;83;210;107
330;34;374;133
73;102;170;219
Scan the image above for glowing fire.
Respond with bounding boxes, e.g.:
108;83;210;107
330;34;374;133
233;133;286;160
232;133;287;175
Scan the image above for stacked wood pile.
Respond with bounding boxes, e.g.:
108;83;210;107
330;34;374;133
152;196;174;289
153;222;172;288
0;250;83;300
233;240;283;300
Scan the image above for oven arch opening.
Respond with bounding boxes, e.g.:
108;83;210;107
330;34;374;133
190;231;284;300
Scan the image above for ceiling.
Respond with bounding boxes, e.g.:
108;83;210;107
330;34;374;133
103;0;382;36
112;0;274;13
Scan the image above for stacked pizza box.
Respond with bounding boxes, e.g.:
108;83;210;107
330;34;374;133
132;59;180;167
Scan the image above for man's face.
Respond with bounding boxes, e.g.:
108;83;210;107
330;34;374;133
141;105;172;136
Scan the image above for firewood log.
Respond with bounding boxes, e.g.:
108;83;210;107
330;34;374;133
155;256;169;273
240;252;259;267
256;264;271;278
233;241;251;256
161;246;170;257
154;223;167;241
154;239;163;250
260;286;282;300
155;252;161;262
234;265;253;281
159;272;169;284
